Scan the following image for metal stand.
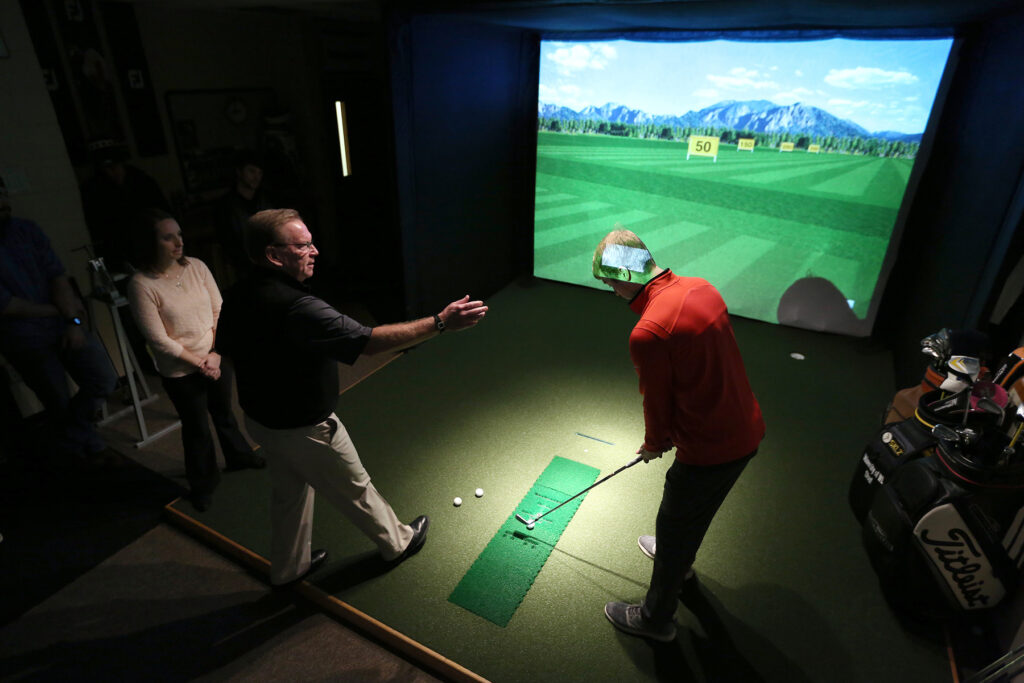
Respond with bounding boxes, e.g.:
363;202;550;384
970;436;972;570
89;284;180;449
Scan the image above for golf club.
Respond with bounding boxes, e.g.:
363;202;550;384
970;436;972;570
515;454;645;530
999;405;1024;465
920;328;951;364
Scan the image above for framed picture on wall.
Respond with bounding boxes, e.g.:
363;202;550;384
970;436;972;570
165;88;276;195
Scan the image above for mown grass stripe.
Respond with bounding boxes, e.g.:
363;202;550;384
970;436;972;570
534;200;613;221
537;156;897;236
535;209;653;249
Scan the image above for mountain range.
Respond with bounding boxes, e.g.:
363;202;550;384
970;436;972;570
538;99;921;142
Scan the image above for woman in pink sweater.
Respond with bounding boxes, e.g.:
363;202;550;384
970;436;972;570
128;209;264;511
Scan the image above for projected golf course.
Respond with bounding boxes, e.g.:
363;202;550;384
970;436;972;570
533;37;954;331
534;130;912;324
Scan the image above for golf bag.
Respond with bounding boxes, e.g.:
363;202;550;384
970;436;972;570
854;327;1024;618
849;418;935;524
861;444;1024;618
849;385;1003;524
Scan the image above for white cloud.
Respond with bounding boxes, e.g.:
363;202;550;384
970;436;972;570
706;67;778;90
828;98;870;108
795;69;804;77
538;81;588;109
773;87;814;104
546;43;617;74
730;67;760;78
824;66;918;89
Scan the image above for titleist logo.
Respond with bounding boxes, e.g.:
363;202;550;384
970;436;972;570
919;528;992;608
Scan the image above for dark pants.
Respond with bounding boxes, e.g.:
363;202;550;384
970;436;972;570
4;330;117;458
642;450;756;624
161;363;253;496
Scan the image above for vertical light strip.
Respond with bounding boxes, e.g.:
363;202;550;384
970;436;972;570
335;100;351;177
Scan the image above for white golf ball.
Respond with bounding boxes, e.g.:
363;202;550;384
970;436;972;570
475;488;484;497
453;497;462;507
527;522;535;530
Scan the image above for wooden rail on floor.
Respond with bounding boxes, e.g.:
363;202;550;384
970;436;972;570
164;504;489;683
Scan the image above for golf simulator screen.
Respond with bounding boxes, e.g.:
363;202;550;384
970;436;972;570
534;36;954;335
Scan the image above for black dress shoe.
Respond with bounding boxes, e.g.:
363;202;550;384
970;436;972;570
276;548;330;587
389;515;429;566
307;548;328;575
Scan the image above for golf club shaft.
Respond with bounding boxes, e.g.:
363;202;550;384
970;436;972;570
528;454;644;524
1011;421;1024;448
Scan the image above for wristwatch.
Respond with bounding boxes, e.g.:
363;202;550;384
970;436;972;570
433;313;446;333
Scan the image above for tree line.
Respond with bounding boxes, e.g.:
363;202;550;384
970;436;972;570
537;117;920;158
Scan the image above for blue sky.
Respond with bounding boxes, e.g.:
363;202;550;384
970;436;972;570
539;38;953;134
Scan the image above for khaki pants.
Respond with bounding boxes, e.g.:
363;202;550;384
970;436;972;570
246;413;414;584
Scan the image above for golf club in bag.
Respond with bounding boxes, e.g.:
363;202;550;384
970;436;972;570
854;328;1024;619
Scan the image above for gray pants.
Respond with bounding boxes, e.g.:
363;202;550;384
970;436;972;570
642;450;756;624
245;413;414;584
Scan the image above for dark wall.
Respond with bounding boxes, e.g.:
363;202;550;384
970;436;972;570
388;15;536;317
878;8;1024;385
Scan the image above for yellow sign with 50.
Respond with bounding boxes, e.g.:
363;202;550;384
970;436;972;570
687;135;719;162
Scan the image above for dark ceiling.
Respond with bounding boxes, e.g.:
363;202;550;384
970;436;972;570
407;0;1024;32
123;0;1024;31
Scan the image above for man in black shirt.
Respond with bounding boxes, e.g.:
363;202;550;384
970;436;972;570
217;208;487;585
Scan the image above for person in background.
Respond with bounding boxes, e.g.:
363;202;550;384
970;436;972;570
216;150;274;278
79;139;170;375
79;139;171;274
217;208;487;585
0;174;118;471
127;209;264;512
595;227;765;643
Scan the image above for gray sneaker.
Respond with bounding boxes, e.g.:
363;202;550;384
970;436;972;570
637;536;695;581
638;535;656;559
604;602;676;642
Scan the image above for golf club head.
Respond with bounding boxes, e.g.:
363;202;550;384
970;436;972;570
949;355;981;382
959;427;978;446
920;328;951;362
975;396;1005;424
514;513;533;526
932;423;960;444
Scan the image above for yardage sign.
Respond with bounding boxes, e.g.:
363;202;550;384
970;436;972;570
738;138;755;152
780;142;795;152
808;144;821;154
687;135;719;162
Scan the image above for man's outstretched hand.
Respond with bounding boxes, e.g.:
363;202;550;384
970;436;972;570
440;295;488;332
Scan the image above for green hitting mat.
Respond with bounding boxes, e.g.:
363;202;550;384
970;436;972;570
448;456;600;626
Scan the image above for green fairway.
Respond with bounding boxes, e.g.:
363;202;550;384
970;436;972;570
533;131;915;324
